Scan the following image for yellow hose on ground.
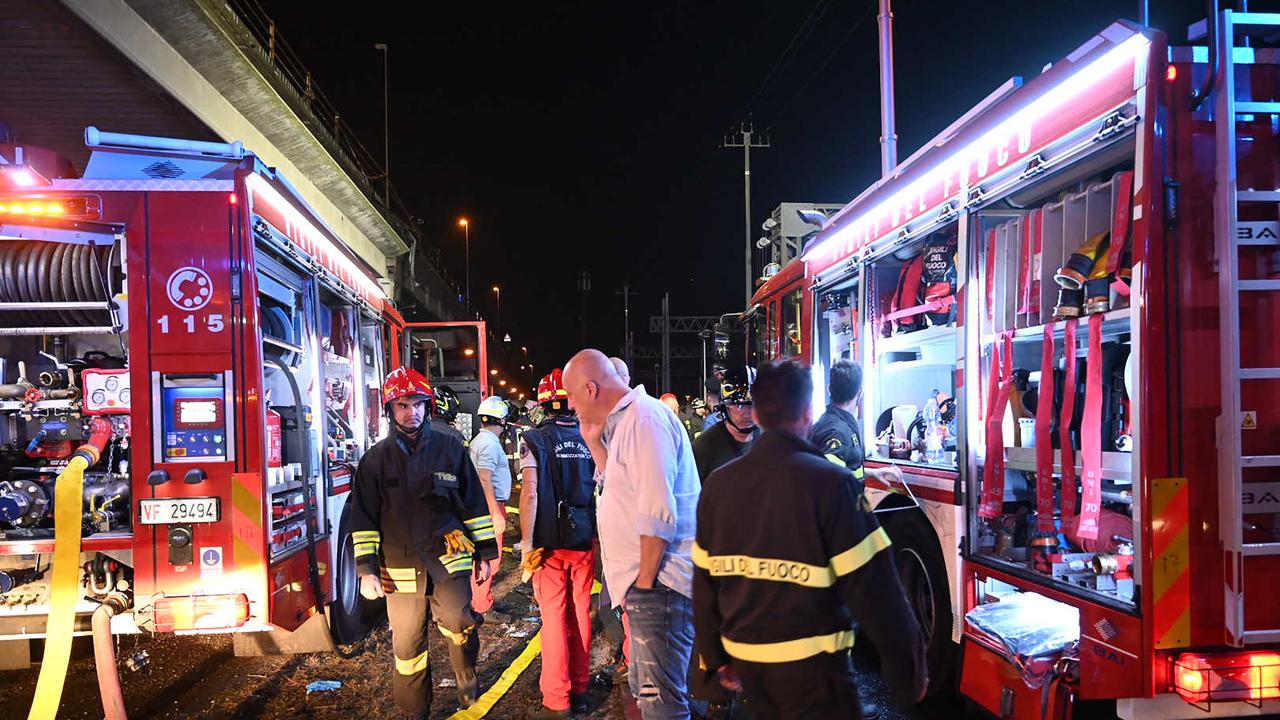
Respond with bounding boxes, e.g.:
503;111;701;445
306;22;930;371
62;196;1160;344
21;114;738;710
27;451;92;720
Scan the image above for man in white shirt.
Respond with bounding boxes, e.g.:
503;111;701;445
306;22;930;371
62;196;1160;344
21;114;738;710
468;396;512;614
564;349;700;720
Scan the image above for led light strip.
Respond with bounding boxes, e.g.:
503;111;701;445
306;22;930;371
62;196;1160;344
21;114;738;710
805;34;1150;264
245;173;387;301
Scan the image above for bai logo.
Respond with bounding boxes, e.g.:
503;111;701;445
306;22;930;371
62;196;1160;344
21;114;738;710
1238;222;1279;244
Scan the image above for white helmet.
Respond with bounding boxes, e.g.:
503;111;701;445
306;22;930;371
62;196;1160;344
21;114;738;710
477;396;508;422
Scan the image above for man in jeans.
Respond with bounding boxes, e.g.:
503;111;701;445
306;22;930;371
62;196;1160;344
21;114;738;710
564;349;700;720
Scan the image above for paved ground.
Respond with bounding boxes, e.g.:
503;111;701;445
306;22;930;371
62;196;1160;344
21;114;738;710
0;548;1036;719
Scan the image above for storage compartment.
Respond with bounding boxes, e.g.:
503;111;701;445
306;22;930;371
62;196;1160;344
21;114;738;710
812;278;859;415
863;224;959;469
970;171;1139;608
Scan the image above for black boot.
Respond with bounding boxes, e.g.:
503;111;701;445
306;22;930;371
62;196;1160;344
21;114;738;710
526;705;570;720
446;629;480;708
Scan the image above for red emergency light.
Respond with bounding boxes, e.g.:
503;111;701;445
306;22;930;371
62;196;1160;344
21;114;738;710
151;593;251;633
1172;651;1280;704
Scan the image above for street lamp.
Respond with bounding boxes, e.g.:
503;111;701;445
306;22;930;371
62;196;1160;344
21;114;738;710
490;369;498;376
457;218;470;309
492;285;501;336
499;379;507;387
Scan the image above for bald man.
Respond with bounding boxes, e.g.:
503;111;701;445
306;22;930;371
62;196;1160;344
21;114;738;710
564;350;699;720
610;356;631;387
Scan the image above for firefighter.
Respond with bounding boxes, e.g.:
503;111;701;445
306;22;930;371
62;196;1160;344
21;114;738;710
518;369;597;719
809;359;903;494
693;359;927;720
808;359;901;719
350;368;499;716
431;385;466;443
692;365;760;482
688;365;759;718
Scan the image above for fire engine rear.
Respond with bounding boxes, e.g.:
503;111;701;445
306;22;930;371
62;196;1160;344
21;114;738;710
0;128;405;716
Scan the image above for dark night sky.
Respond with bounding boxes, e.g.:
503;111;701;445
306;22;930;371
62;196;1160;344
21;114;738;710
265;0;1201;386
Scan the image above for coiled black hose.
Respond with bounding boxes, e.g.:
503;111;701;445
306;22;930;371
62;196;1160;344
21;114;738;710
0;241;112;327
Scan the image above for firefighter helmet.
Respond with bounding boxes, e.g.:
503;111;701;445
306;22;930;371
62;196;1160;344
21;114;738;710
537;369;569;409
719;366;756;406
382;367;433;407
477;396;508;423
660;393;680;414
434;385;460;421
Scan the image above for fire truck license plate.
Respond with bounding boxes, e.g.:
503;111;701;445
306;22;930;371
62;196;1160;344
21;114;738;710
138;498;220;524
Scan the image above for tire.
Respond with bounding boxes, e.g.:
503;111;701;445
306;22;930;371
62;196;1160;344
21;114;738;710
328;501;384;646
878;509;958;696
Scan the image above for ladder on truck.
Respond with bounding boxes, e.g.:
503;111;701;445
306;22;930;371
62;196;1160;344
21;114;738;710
1202;9;1280;646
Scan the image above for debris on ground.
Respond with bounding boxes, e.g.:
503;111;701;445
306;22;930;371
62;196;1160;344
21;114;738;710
305;680;343;694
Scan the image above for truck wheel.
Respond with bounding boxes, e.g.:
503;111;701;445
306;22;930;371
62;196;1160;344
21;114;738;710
329;501;383;647
879;509;958;696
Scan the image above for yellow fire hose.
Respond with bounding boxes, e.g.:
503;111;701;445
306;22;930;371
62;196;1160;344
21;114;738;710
28;420;110;720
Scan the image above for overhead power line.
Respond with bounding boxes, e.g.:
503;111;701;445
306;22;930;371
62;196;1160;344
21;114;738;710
745;0;836;113
774;1;877;120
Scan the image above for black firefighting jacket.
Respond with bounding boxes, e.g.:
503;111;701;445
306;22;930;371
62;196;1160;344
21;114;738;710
691;420;758;483
350;426;498;586
809;404;866;488
692;430;926;705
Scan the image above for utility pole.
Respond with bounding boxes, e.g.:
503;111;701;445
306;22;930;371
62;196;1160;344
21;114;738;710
877;0;898;177
577;271;592;346
615;285;638;371
373;43;390;204
723;119;770;307
661;292;671;394
698;329;711;397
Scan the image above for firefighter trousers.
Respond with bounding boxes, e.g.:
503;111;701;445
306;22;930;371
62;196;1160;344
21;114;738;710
733;650;862;720
385;572;481;714
531;548;595;711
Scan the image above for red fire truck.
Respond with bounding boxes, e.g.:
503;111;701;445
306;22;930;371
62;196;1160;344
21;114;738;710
0;127;488;713
746;13;1280;719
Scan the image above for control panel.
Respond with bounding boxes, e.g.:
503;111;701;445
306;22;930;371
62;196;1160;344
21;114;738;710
154;373;235;463
82;368;131;415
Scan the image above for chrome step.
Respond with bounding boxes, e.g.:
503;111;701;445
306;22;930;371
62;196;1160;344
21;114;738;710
1243;542;1280;557
1237;101;1280;115
1240;368;1280;380
1242;455;1280;468
1238;190;1280;202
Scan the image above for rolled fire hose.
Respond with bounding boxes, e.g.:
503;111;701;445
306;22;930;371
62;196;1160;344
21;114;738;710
92;592;131;720
27;418;112;720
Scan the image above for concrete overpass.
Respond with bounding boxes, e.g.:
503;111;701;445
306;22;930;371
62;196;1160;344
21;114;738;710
0;0;464;319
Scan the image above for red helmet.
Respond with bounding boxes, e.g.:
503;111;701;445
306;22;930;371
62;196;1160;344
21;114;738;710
537;369;569;407
660;393;680;413
382;367;434;407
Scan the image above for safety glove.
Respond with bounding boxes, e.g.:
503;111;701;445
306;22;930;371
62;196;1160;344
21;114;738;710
443;528;476;556
520;547;547;583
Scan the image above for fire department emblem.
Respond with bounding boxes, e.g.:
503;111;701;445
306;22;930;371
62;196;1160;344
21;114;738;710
1093;618;1119;641
166;266;213;311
